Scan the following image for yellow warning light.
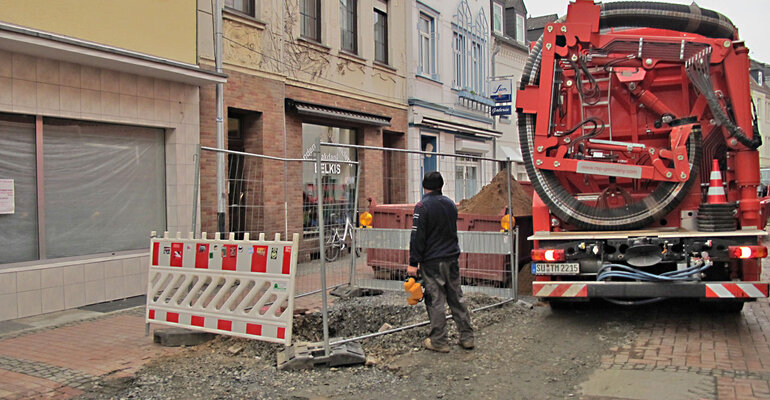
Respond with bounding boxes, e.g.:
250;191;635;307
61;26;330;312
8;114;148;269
359;211;373;227
500;214;515;231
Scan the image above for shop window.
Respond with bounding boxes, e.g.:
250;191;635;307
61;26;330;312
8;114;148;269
0;115;38;264
0;114;166;264
301;124;357;234
455;156;479;201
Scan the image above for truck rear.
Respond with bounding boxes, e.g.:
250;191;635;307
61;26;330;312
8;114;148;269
515;0;768;310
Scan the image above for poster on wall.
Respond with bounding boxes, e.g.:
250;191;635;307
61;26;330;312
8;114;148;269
0;179;14;214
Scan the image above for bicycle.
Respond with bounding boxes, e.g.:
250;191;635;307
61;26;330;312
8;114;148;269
324;214;362;262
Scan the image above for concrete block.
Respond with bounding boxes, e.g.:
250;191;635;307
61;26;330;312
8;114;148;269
153;328;216;347
277;341;365;370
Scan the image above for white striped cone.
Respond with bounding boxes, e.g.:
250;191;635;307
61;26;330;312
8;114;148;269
707;159;727;204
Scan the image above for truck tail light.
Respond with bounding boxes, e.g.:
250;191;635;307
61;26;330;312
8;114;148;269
728;245;768;259
532;249;566;262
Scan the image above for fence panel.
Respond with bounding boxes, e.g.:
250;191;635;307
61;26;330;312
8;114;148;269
197;147;357;298
145;231;299;344
321;143;532;300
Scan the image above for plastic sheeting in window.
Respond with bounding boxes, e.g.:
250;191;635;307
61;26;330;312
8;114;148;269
0;115;38;265
42;119;166;259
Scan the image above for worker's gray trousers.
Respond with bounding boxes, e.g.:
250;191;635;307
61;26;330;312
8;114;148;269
422;258;473;346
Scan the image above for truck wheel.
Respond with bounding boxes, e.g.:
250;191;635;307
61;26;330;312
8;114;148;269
702;300;745;313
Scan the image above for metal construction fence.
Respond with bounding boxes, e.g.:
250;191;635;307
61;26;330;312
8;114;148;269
192;141;532;358
193;142;532;303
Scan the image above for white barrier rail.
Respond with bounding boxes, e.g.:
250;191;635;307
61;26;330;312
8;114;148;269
146;231;299;345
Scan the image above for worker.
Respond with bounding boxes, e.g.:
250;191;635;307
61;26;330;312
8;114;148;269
408;171;474;352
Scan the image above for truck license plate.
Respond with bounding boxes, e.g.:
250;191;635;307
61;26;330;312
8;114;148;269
532;263;579;275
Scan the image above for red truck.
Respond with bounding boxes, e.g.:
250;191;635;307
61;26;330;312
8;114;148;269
515;0;768;310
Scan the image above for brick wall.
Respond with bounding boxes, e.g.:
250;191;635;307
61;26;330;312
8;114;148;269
199;70;409;243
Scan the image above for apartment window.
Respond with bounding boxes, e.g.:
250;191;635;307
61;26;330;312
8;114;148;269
0;115;166;264
472;41;481;93
453;32;465;88
492;2;504;35
225;0;255;18
340;0;358;53
374;2;388;64
516;14;526;44
418;13;435;77
452;1;488;94
300;0;321;42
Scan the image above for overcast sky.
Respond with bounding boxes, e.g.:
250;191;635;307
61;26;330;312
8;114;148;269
523;0;770;63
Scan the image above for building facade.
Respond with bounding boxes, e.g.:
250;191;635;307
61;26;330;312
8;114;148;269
406;0;502;203
491;0;529;180
750;60;770;187
0;0;223;320
196;0;409;253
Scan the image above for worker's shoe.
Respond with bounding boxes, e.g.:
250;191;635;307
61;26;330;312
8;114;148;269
424;338;450;353
459;339;475;350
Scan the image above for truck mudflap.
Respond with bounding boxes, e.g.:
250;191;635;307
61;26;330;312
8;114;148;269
533;281;770;299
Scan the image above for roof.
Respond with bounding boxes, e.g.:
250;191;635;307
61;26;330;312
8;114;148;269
504;0;526;14
527;14;559;30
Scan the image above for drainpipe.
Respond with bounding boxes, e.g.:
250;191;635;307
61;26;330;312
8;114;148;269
215;0;227;233
491;42;501;161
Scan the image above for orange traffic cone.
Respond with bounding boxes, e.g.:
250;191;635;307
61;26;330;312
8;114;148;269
706;159;727;204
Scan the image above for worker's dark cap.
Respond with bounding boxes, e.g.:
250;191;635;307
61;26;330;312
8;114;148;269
422;171;444;191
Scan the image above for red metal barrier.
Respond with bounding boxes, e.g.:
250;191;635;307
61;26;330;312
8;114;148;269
366;198;533;284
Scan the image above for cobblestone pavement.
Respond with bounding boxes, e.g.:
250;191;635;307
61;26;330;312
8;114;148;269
579;300;770;400
3;262;770;399
0;311;180;400
579;264;770;400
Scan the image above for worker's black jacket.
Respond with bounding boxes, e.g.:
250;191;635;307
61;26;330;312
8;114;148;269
409;191;461;267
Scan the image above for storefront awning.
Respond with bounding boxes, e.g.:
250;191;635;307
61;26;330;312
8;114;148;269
286;99;391;127
500;145;524;163
418;116;502;138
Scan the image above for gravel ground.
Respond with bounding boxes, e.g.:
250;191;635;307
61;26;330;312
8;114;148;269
76;292;637;400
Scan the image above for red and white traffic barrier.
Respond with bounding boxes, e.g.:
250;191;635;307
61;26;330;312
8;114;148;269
146;231;299;345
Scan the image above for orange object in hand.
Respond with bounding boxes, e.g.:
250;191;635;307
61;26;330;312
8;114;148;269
404;277;423;305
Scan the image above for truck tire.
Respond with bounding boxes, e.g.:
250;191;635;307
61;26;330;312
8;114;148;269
701;300;745;313
517;2;732;231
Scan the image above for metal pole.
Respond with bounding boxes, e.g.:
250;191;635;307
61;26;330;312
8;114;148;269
330;298;514;346
315;137;330;357
191;145;201;235
514;226;519;302
349;161;362;285
215;0;227;234
506;159;516;300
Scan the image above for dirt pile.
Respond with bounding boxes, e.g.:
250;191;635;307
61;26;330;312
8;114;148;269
458;169;532;216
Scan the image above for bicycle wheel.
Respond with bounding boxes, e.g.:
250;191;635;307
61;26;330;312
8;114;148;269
324;230;340;262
